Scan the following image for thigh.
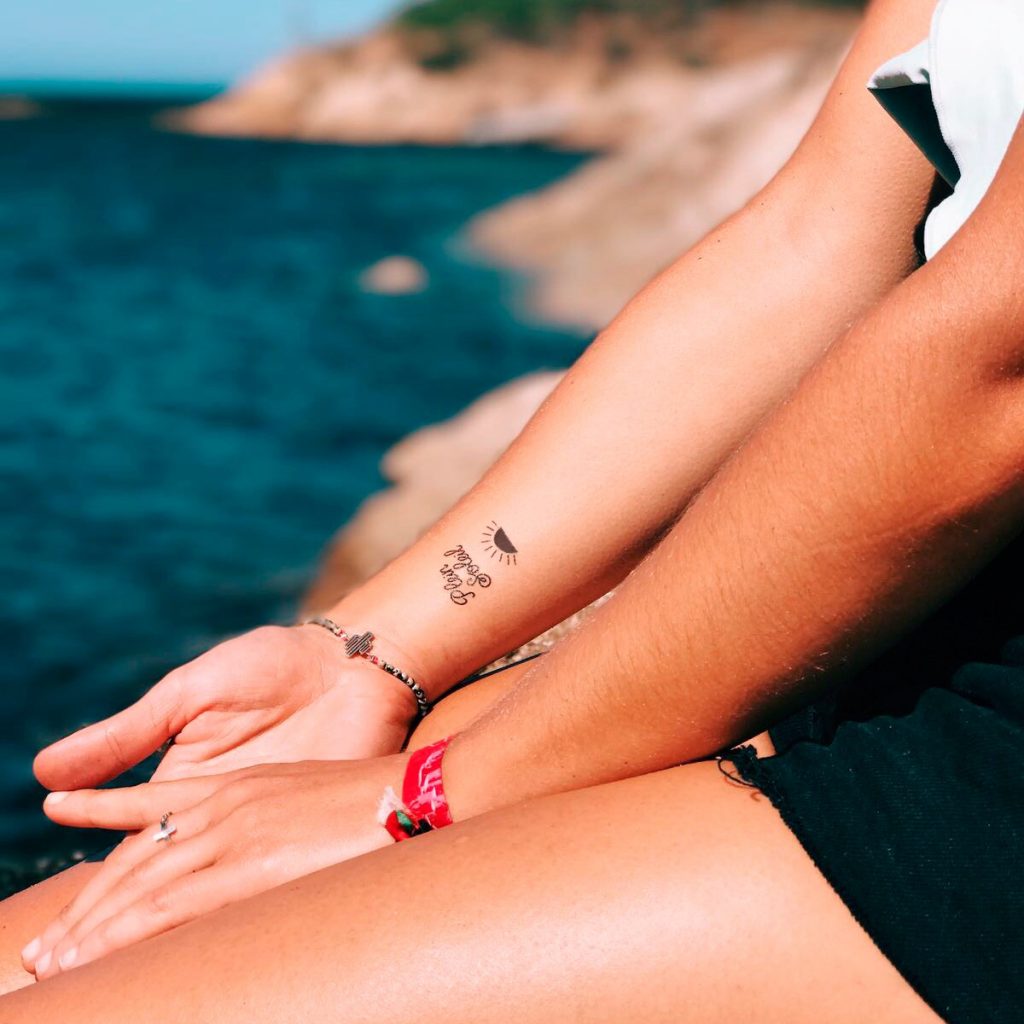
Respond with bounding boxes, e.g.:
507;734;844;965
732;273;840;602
0;761;942;1024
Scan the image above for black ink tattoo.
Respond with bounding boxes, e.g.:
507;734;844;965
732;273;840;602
482;521;518;566
440;545;492;606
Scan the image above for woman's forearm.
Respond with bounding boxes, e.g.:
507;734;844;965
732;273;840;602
324;2;935;698
442;132;1024;815
331;215;897;694
328;63;933;697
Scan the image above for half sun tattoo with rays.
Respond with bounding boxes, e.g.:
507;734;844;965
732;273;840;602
482;521;518;566
440;545;492;606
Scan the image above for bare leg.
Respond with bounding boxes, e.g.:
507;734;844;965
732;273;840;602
0;662;533;995
0;660;779;999
0;760;940;1023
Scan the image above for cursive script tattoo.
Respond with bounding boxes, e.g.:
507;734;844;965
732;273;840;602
482;521;518;566
440;545;492;606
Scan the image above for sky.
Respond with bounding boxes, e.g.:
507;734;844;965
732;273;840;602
1;0;402;95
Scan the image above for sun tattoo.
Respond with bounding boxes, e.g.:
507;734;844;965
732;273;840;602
482;521;518;566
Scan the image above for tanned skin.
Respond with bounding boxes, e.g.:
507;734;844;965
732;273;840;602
3;2;997;1020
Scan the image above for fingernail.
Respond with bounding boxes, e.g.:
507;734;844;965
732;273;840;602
35;950;52;975
21;937;40;962
58;947;78;970
44;792;68;806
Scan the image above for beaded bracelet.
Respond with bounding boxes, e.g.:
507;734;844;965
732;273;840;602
305;616;431;718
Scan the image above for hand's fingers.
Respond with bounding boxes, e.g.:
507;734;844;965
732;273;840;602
20;835;127;973
43;832;219;977
25;801;211;973
24;836;137;973
45;863;240;977
33;669;191;790
42;772;231;830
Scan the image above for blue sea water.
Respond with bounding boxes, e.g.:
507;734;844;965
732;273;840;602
0;102;589;870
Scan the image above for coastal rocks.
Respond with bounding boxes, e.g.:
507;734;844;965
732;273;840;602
358;255;429;295
0;96;40;120
471;43;846;328
300;371;563;615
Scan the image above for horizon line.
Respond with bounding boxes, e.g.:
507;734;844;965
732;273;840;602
1;78;228;102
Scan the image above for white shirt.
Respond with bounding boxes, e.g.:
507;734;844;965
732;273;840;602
868;0;1024;259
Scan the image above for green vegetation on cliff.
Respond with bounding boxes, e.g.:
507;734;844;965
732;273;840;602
400;1;683;41
398;0;861;43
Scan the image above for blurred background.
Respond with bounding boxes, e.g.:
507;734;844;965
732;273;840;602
1;0;862;885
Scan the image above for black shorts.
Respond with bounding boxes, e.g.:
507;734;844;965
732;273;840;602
731;533;1024;1024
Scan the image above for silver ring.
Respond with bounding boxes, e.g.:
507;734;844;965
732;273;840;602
153;812;177;843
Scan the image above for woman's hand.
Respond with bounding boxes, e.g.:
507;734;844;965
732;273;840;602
23;755;408;978
33;625;420;792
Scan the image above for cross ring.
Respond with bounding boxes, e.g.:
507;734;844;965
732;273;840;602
154;812;177;843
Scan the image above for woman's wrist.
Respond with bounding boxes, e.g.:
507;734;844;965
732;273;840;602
295;622;425;727
320;588;478;703
304;617;431;717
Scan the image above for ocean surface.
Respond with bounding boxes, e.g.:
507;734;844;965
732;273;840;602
0;101;589;873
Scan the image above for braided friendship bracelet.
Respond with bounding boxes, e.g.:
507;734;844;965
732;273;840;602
306;616;431;718
379;737;453;842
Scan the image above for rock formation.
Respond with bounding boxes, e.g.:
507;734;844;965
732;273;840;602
0;96;40;120
358;255;429;295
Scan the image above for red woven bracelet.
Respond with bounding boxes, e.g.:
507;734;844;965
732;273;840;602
405;737;454;829
380;737;453;842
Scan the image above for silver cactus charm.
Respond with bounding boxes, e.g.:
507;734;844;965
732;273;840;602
345;631;375;658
